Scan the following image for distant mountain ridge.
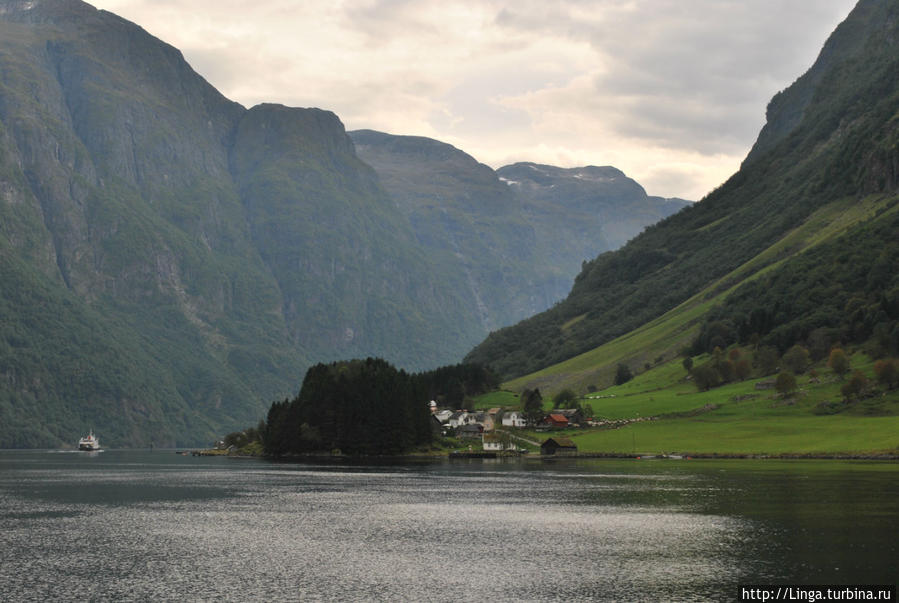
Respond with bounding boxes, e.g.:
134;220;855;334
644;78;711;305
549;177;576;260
0;0;685;447
495;162;688;253
350;130;689;330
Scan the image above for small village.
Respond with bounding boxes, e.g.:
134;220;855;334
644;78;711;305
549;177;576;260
430;402;584;457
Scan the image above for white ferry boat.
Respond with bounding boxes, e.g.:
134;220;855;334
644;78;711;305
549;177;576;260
78;430;100;451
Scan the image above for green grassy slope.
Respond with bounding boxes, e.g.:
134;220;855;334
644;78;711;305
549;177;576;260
508;352;899;456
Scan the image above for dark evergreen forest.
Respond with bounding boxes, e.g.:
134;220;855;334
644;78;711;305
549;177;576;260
263;359;498;456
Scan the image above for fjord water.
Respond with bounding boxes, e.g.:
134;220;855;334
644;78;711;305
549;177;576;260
1;452;895;601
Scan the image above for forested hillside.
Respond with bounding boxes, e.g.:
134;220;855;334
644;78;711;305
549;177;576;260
466;0;899;380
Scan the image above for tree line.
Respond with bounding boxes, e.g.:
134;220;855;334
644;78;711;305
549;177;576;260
262;358;498;456
682;340;899;405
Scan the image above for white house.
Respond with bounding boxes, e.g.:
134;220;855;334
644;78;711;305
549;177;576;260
448;411;469;428
501;411;526;428
434;409;453;424
483;434;517;451
483;436;504;451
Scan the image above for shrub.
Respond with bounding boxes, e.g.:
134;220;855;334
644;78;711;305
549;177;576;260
718;359;736;383
782;345;811;375
827;348;850;379
775;372;797;396
754;346;780;376
873;358;899;389
553;388;578;409
841;370;869;400
614;363;633;385
692;363;720;392
735;357;752;381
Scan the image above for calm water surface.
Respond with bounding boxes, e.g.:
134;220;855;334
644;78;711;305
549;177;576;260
0;451;895;601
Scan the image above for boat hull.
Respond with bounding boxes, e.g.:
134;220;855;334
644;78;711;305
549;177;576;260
78;431;100;451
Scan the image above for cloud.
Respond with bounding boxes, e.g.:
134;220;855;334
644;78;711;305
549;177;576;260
91;0;857;200
492;0;856;155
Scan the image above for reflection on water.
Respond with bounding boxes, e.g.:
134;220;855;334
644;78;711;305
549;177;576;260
0;451;895;601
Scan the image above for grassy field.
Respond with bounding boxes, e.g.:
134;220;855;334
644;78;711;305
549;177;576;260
469;390;519;409
542;415;899;456
490;351;899;456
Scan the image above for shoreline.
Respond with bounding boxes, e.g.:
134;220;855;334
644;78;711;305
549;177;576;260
194;450;899;462
4;448;892;461
571;452;899;460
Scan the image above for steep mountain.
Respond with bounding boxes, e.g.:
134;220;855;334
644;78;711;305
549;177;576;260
0;0;477;447
466;0;899;384
228;107;485;370
0;0;686;447
0;0;271;447
350;130;689;330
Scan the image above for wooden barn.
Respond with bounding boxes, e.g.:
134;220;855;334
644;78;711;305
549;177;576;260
540;437;578;456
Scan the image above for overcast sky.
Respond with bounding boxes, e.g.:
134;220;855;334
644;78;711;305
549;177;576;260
91;0;857;200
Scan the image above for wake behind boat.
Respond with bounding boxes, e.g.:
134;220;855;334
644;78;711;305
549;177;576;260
78;430;100;451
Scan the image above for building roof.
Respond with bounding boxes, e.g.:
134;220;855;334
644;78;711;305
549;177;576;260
541;437;577;449
546;413;569;423
557;408;582;417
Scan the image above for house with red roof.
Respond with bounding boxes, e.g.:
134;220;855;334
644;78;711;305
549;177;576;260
543;413;569;429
